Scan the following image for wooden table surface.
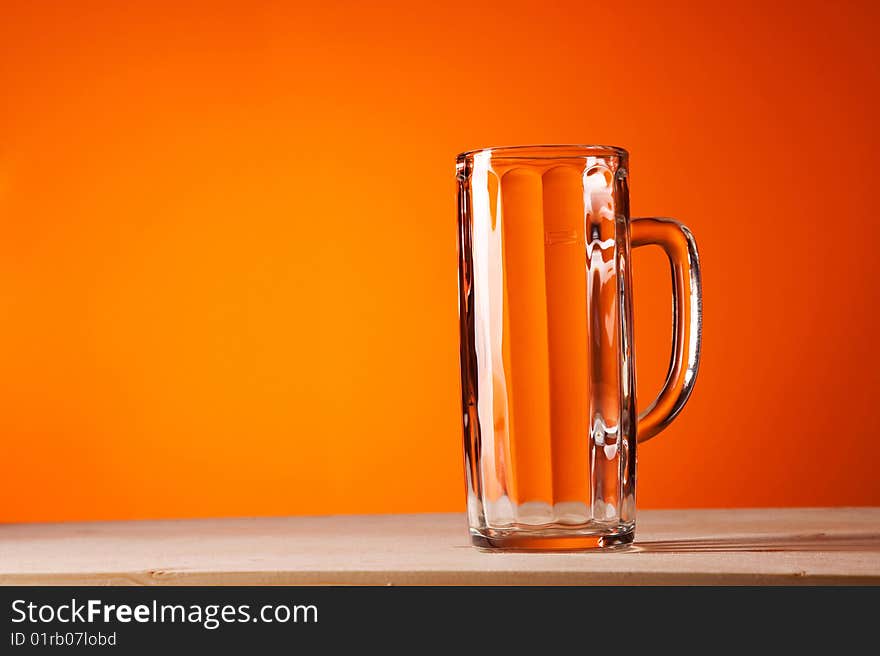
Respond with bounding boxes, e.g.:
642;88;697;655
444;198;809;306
1;508;878;585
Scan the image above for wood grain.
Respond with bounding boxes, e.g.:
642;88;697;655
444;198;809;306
1;508;878;585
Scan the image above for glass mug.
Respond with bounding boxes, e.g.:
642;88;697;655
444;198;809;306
456;145;702;550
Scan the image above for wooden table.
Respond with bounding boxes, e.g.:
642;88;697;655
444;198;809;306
1;508;878;585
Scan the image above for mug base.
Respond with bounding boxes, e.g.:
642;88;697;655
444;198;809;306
470;524;635;552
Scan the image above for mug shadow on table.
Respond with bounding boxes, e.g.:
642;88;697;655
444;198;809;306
633;533;880;553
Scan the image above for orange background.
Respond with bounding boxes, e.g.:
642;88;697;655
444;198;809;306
1;0;878;522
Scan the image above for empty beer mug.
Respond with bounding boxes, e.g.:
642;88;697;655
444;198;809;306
456;145;702;549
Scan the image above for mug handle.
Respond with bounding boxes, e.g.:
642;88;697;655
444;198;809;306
630;217;703;443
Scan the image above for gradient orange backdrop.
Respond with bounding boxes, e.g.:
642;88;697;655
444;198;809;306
1;0;878;522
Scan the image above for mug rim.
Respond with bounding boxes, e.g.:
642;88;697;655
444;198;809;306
456;143;628;161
